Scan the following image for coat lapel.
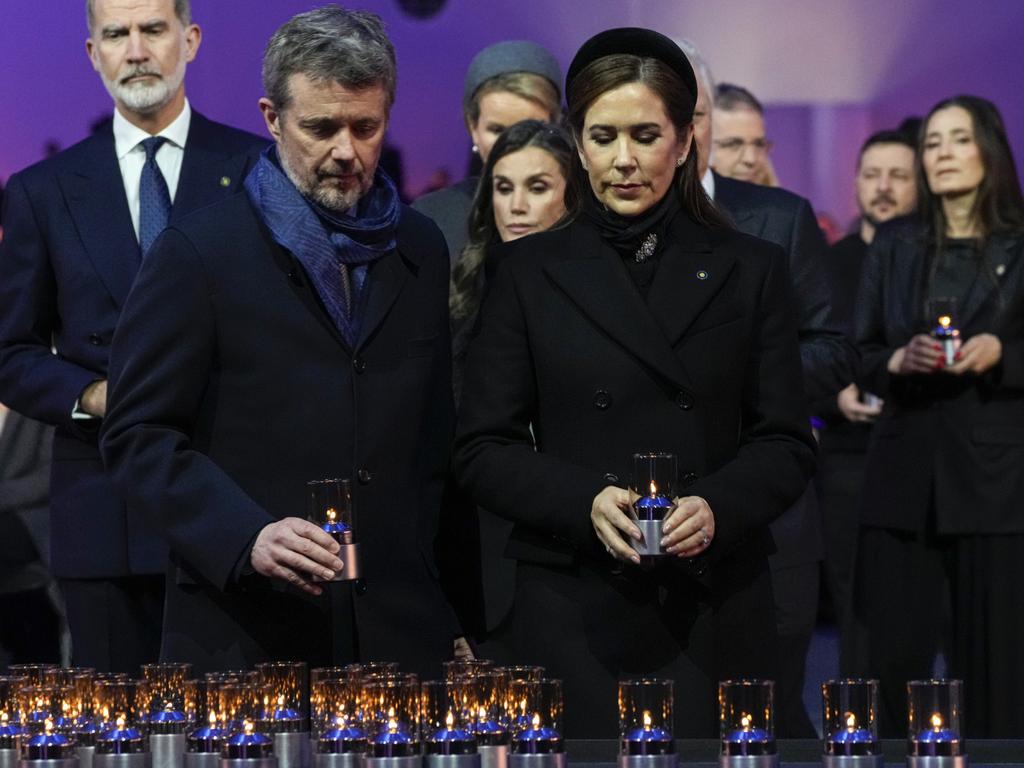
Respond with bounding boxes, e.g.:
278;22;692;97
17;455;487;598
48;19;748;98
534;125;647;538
356;248;410;351
958;234;1024;329
542;223;692;391
59;130;141;308
171;113;257;223
646;214;734;346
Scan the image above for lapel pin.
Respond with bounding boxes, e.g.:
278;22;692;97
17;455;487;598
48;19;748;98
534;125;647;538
696;270;709;280
996;264;1006;276
220;176;231;187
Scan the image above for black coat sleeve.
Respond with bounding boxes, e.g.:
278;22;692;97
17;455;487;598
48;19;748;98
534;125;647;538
100;228;276;592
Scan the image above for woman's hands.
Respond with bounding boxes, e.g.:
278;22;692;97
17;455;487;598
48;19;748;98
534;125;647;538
591;486;715;563
888;333;1001;376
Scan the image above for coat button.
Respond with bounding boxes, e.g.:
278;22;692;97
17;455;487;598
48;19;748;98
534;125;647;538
593;390;612;410
681;472;699;487
604;473;619;483
675;391;695;410
88;333;103;346
357;468;372;484
353;357;366;373
354;579;368;595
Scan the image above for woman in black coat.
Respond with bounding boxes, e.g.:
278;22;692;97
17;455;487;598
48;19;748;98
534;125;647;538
453;28;816;738
853;95;1024;737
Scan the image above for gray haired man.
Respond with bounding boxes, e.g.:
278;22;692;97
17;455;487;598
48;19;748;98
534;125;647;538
101;6;457;672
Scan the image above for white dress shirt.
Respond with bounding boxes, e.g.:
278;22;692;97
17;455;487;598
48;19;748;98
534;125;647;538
112;99;192;242
701;167;716;200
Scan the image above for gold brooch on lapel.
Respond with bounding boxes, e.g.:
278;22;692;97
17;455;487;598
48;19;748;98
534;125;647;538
696;270;709;280
220;176;231;187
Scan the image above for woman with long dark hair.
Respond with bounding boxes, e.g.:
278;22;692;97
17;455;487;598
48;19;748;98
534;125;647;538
854;95;1024;737
453;28;815;737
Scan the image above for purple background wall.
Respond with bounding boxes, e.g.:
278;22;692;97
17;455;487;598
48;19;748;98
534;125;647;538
2;0;1022;225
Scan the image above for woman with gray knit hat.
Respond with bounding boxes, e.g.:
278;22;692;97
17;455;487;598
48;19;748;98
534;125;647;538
412;39;562;263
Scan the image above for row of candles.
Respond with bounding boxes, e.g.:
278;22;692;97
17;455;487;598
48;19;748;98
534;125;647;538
0;662;966;768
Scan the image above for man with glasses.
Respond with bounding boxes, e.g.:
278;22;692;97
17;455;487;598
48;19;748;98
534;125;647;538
711;83;777;186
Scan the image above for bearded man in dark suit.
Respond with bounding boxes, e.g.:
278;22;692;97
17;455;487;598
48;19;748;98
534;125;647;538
0;0;265;670
100;6;456;674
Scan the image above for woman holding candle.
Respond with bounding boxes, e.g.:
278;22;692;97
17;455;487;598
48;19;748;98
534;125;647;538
453;27;816;737
852;95;1024;737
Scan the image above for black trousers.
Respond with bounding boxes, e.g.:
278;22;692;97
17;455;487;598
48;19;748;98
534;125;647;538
0;587;63;665
60;575;164;673
770;560;819;738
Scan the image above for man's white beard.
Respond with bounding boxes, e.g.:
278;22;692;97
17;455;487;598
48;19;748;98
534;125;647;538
103;58;186;116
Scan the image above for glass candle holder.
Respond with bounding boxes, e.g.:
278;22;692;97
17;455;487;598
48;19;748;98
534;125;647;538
43;669;96;688
509;680;562;755
361;663;400;681
718;680;776;757
822;679;879;757
19;686;60;733
618;679;673;757
501;668;544;684
0;676;27;725
222;721;273;760
216;680;260;734
142;663;195;733
308;478;360;581
421;681;476;756
21;719;74;761
907;679;964;758
313;678;366;754
95;680;148;754
630;453;677;557
927;297;961;367
255;661;308;733
442;660;495;681
466;671;508;747
7;666;58;687
364;674;419;758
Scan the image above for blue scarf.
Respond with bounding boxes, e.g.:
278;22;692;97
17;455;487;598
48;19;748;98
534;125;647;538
244;146;400;347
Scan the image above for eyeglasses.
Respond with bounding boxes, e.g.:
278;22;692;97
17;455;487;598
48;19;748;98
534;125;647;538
712;137;774;155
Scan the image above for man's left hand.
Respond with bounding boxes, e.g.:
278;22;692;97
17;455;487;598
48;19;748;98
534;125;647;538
948;333;1002;375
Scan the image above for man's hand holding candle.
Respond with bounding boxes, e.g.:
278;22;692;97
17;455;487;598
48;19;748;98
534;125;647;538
250;517;344;595
889;333;948;374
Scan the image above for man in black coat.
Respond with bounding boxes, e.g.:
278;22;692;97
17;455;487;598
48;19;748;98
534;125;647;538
679;40;854;737
101;6;456;674
0;0;265;670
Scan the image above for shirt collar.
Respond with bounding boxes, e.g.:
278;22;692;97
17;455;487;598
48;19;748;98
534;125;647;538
113;98;192;159
701;167;715;200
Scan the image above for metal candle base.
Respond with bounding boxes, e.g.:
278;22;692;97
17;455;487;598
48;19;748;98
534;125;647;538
76;748;95;768
314;754;362;768
508;755;564;768
94;753;150;768
822;756;884;768
633;520;667;557
2;748;19;768
477;746;505;768
362;757;420;768
184;754;220;768
906;757;967;768
151;734;186;768
314;543;361;583
619;755;677;768
220;759;278;768
272;733;310;768
19;759;80;768
719;756;778;768
424;756;479;768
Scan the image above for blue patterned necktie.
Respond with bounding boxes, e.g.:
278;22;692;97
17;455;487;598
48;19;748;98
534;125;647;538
138;136;172;255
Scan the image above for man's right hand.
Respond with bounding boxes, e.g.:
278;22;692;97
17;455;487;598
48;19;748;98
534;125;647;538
250;518;344;596
836;383;883;423
888;334;946;374
80;379;108;417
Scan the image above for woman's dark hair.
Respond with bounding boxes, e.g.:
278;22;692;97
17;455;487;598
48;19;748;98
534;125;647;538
918;95;1024;245
565;53;729;229
450;120;580;322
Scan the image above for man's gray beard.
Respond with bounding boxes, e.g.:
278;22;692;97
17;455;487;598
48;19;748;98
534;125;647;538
102;60;185;116
279;151;361;214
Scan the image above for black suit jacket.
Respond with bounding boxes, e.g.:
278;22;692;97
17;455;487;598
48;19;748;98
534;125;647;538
714;173;854;567
0;111;266;577
100;194;456;673
855;219;1024;533
0;408;53;591
454;214;816;580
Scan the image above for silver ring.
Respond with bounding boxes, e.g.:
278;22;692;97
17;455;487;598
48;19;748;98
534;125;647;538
606;545;614;556
700;528;711;547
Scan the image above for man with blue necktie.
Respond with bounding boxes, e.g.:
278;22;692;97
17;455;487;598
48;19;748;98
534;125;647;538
0;0;265;671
